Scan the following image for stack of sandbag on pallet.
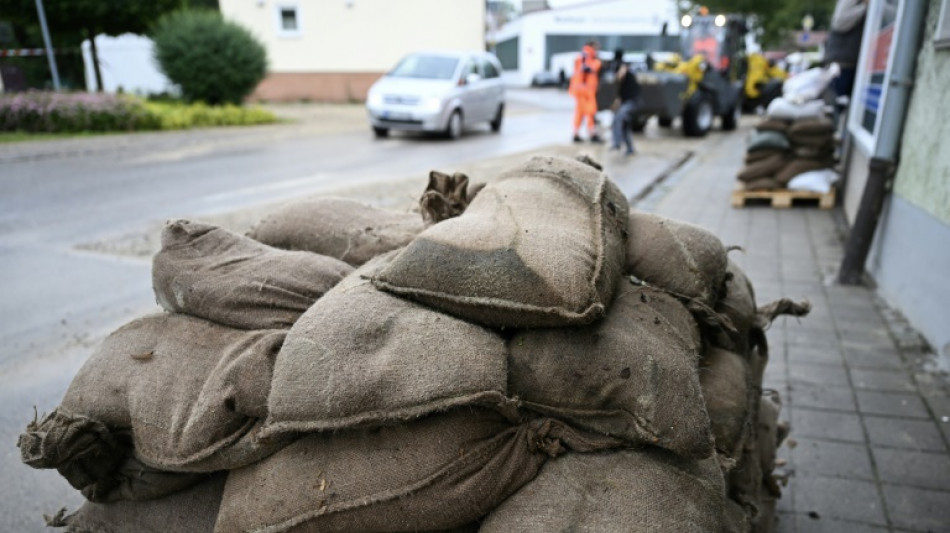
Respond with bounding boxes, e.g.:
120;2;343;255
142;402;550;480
20;155;808;533
736;113;838;193
734;64;841;194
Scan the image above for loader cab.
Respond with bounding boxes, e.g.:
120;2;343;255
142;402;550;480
679;13;747;82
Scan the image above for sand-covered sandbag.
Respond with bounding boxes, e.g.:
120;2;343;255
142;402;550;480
626;211;728;312
46;473;226;533
263;255;510;437
218;409;622;533
700;348;754;467
19;313;290;501
712;259;758;355
419;170;485;225
153;220;352;330
371;154;628;329
509;281;713;459
737;153;788;183
247;197;425;266
479;448;727;533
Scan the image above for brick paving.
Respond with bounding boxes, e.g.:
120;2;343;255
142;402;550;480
632;127;950;533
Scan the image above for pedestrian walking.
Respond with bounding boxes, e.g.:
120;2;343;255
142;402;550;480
569;41;603;143
609;49;640;155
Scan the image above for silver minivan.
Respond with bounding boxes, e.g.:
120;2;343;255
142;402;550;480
366;51;505;140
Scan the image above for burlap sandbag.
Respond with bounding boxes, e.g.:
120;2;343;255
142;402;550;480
20;313;290;502
218;409;623;533
479;448;727;533
712;259;758;355
754;118;790;134
793;145;835;159
744;178;783;191
419;170;485;225
737;153;789;183
509;281;713;459
626;211;728;312
788;116;834;136
46;473;226;533
746;130;790;152
263;255;510;437
19;411;204;503
744;148;786;165
700;348;754;468
247;197;424;266
371;154;628;329
775;157;834;186
153;220;352;330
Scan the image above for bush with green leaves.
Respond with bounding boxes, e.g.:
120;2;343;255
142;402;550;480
151;10;267;105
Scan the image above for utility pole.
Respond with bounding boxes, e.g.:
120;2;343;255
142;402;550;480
35;0;61;90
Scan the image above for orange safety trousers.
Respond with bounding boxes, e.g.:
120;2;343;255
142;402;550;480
573;90;597;134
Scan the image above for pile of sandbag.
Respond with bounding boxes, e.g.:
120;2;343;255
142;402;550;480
736;114;838;193
20;155;809;533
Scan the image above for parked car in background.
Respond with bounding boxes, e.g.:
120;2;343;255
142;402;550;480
365;51;505;140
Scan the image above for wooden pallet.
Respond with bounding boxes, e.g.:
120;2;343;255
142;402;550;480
731;186;836;209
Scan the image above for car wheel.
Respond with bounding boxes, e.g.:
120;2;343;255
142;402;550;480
682;93;713;137
445;110;463;140
373;126;389;138
490;104;504;133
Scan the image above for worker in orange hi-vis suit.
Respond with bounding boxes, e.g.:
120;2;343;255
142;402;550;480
569;42;603;143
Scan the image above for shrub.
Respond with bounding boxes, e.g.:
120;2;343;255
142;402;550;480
144;101;278;130
151;10;267;105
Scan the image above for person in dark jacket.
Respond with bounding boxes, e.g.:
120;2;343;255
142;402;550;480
609;49;640;155
823;0;867;99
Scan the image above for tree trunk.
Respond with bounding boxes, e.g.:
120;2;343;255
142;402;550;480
87;28;103;92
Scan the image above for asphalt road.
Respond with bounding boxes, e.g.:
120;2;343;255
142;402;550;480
0;87;730;531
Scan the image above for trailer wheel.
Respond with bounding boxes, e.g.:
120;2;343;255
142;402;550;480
721;102;740;131
682;93;713;137
631;114;649;132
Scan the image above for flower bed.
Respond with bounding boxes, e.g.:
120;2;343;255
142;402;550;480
0;91;277;133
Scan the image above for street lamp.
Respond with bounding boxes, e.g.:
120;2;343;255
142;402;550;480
801;13;814;47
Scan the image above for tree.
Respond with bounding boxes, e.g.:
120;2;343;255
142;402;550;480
151;10;267;105
2;0;185;91
680;0;837;49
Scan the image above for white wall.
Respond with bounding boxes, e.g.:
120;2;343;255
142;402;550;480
219;0;485;73
81;34;174;95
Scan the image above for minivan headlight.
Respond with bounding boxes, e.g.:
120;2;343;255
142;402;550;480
367;90;383;107
421;96;443;112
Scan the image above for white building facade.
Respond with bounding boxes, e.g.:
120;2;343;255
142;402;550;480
493;0;681;86
219;0;485;102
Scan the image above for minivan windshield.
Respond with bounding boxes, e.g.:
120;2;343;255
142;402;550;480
389;55;460;80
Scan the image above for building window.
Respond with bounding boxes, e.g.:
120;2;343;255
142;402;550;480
275;4;301;37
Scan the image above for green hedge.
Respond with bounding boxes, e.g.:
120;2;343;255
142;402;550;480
151;10;268;105
0;91;277;133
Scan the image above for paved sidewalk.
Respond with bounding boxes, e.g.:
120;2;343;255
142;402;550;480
634;127;950;532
